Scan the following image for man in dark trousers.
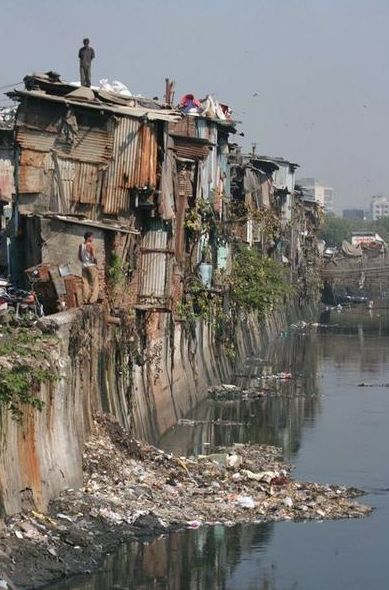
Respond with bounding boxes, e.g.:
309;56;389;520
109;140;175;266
78;38;95;87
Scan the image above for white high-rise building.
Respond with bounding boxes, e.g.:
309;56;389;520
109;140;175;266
370;195;389;220
298;177;334;213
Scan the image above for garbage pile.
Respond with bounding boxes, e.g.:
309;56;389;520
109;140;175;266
71;415;370;527
0;415;372;588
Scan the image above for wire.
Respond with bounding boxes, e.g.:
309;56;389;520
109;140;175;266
0;81;23;91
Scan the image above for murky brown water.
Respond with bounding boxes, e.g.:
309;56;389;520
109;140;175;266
50;308;389;590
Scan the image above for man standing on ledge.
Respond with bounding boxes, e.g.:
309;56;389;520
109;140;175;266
78;38;95;87
79;232;99;304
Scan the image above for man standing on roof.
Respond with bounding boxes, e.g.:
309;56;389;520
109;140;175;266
78;38;95;88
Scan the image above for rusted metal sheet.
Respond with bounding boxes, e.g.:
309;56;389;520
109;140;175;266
169;117;197;138
16;101;113;164
16;124;112;163
173;136;210;160
103;117;158;215
137;124;157;188
73;162;100;204
54;121;112;163
17;127;54;153
0;148;14;202
19;150;47;193
139;221;172;303
103;116;140;214
52;157;75;211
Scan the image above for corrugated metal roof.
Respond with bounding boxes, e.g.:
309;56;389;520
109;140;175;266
39;213;138;234
12;90;181;122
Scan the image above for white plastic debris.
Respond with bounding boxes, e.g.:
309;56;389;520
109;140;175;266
99;79;132;97
226;454;242;469
236;495;256;509
56;513;73;523
283;497;293;508
241;469;277;483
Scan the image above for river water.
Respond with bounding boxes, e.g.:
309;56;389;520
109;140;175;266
50;308;389;589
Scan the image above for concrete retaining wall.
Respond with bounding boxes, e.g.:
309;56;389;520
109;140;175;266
0;301;302;516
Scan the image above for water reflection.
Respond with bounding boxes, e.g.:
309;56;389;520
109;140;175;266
160;332;322;459
51;524;284;590
49;308;389;590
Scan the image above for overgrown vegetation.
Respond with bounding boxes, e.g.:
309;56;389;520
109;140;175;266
0;327;58;420
229;244;292;316
177;244;293;359
107;252;128;308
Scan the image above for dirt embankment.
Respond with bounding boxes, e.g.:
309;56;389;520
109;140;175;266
0;415;372;589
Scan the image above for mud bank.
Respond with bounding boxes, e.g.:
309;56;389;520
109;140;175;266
0;415;371;589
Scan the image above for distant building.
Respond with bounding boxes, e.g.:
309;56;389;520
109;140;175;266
298;177;334;213
343;209;364;220
370;195;389;221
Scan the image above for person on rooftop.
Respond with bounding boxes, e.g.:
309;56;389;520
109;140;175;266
78;38;95;88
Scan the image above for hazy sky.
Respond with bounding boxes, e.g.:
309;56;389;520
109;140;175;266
0;0;388;212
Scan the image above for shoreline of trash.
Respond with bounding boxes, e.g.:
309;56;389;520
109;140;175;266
0;414;372;589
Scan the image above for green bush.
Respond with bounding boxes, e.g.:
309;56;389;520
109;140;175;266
229;244;292;316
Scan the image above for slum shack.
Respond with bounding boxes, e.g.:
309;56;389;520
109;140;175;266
7;73;180;312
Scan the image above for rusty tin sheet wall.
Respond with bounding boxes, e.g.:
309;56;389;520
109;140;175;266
17;125;112;164
19;149;49;193
73;162;101;204
103;116;140;214
139;222;171;303
0;147;15;202
173;136;210;160
52;157;75;211
169;117;197;138
16;101;113;164
137;124;157;188
103;117;158;215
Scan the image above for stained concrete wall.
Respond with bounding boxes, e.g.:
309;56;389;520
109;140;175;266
0;301;301;516
0;307;130;516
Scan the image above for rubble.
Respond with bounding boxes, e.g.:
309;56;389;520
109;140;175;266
0;415;372;588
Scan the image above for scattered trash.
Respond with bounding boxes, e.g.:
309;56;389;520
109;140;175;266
187;520;201;529
358;383;389;388
57;513;73;523
226;454;242;470
258;372;293;381
283;497;293;508
236;496;256;509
